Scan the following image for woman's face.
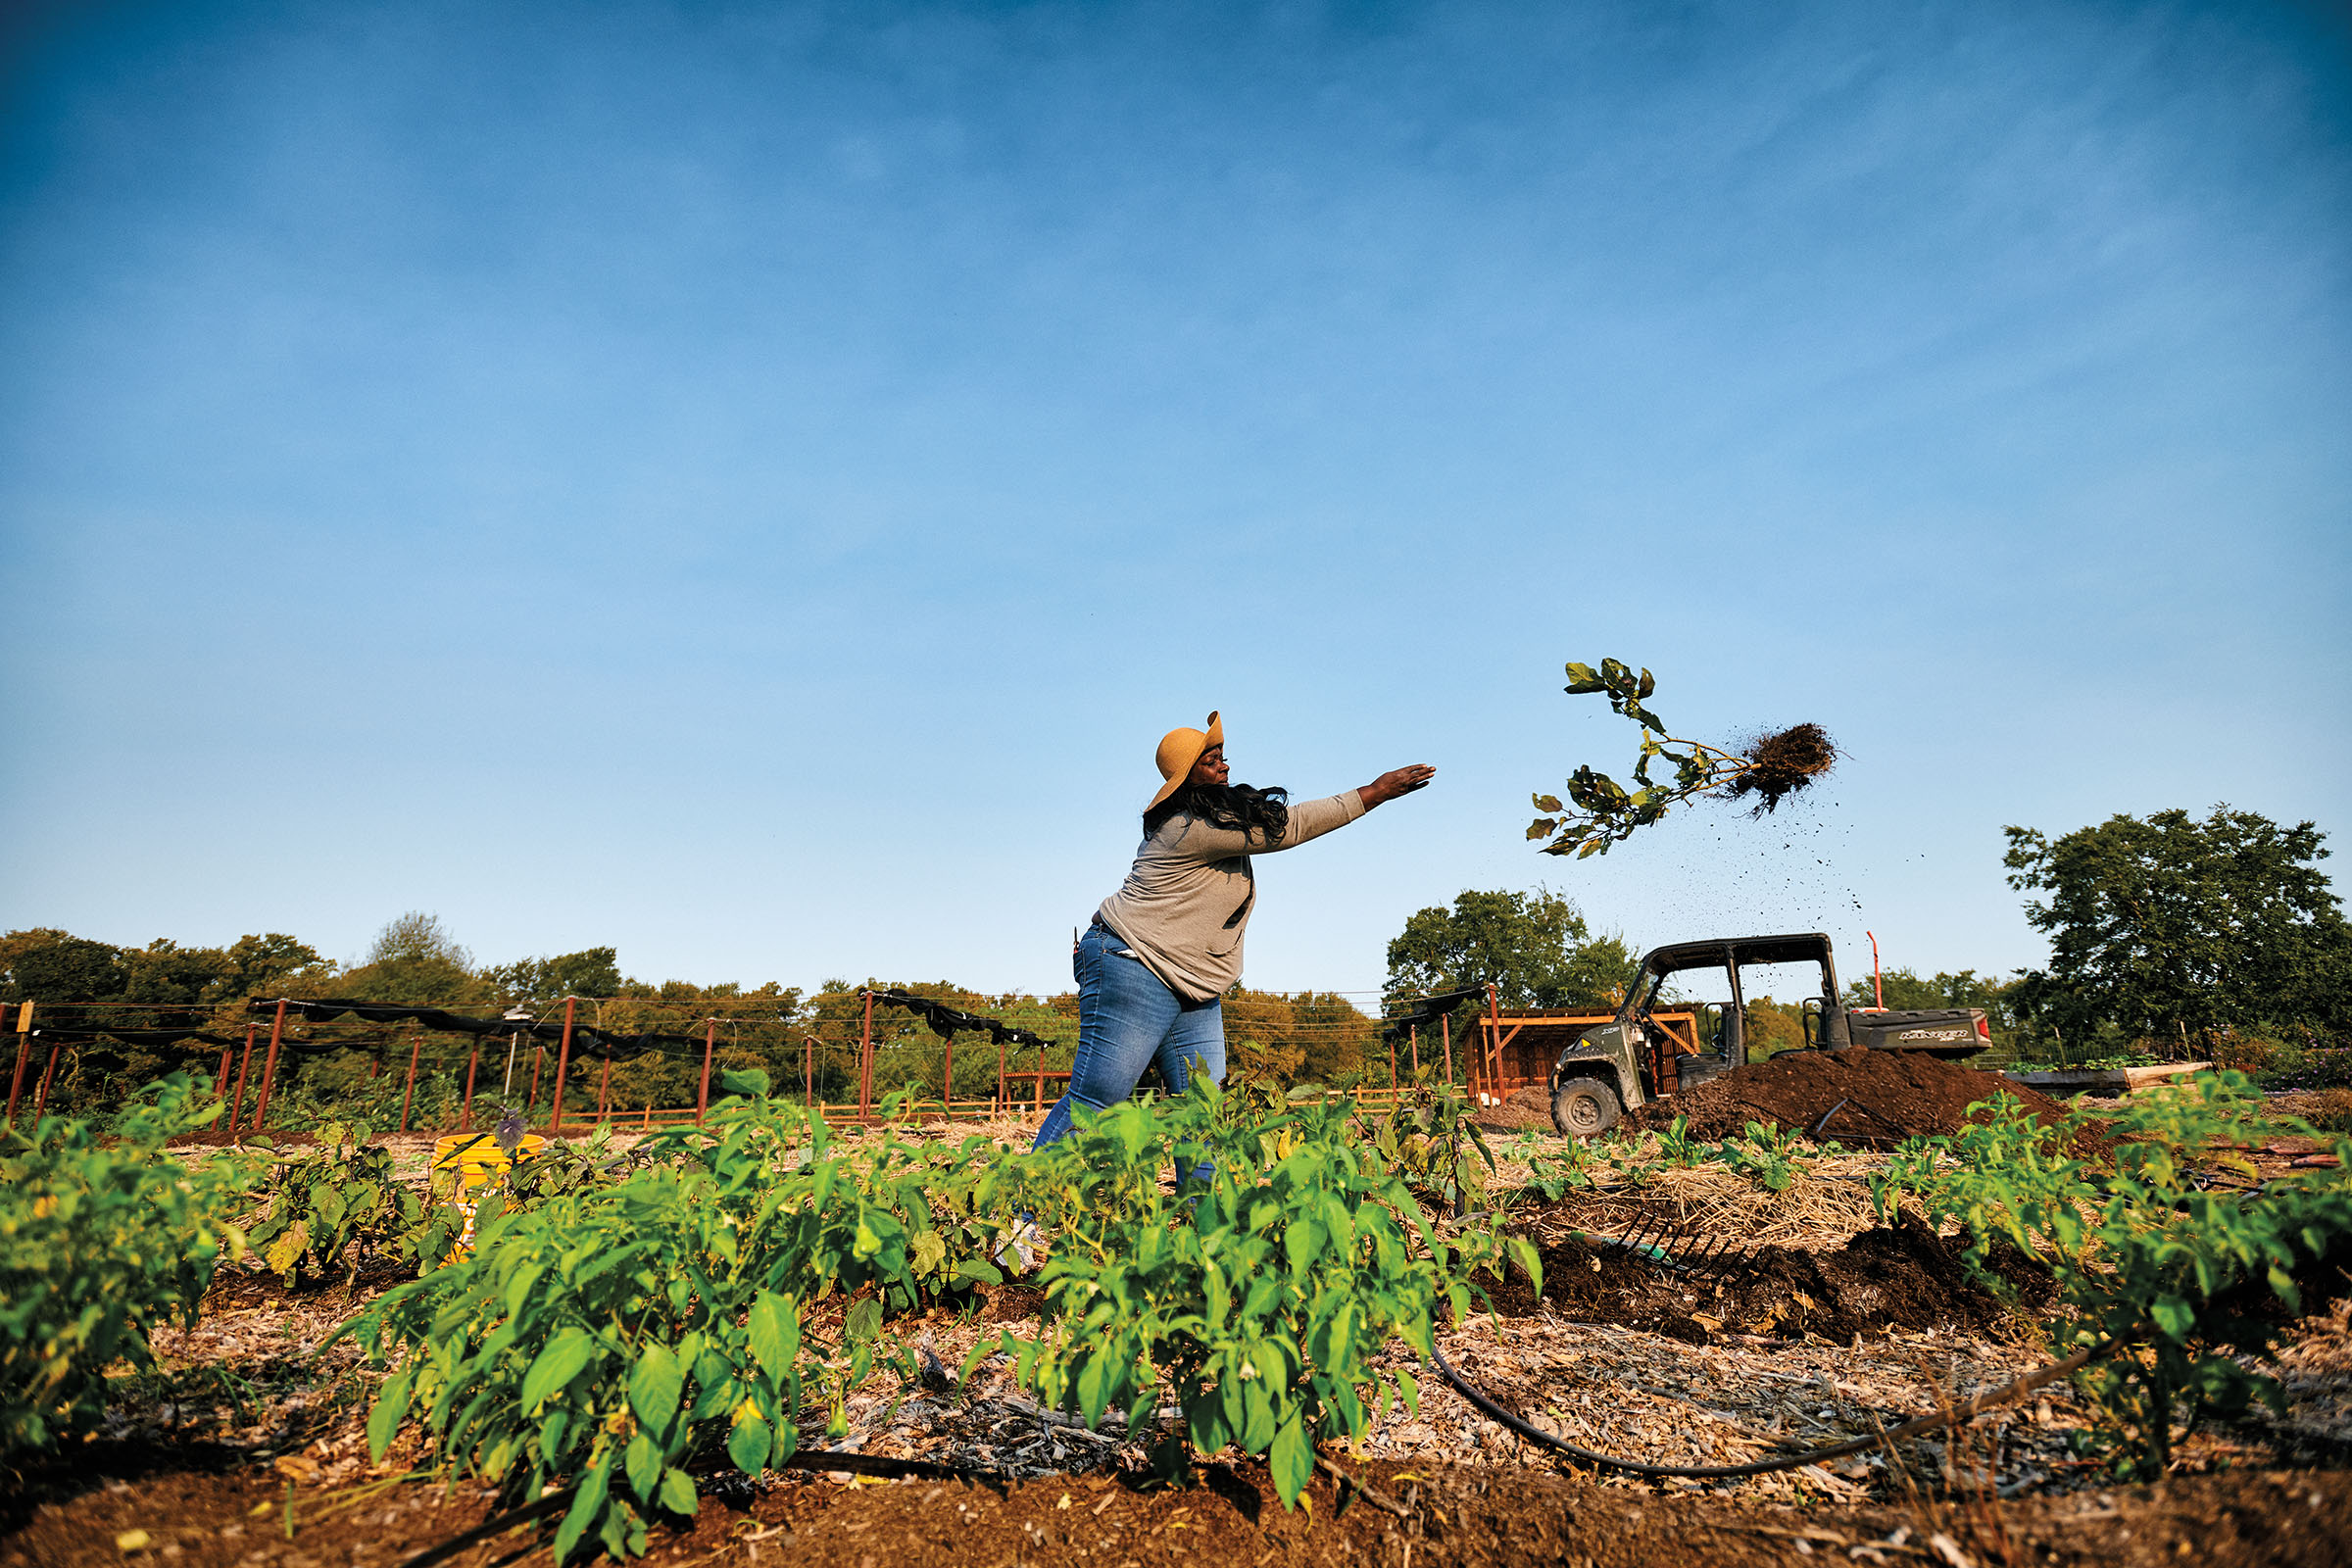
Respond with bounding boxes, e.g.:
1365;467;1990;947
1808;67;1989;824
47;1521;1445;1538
1188;744;1230;788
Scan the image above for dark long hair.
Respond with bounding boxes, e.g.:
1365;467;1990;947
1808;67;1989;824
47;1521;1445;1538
1145;781;1291;842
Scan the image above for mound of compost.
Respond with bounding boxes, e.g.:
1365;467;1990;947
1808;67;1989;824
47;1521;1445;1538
1635;1047;2105;1154
1473;1213;2052;1343
1475;1085;1556;1133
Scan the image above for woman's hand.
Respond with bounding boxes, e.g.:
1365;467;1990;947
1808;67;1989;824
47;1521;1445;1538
1360;764;1436;808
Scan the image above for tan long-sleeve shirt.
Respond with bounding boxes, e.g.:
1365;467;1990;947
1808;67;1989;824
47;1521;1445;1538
1095;790;1367;1004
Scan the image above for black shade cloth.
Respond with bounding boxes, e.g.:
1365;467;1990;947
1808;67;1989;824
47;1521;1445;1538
867;989;1053;1051
1379;984;1491;1041
240;999;715;1062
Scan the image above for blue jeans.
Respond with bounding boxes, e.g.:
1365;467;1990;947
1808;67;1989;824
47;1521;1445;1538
1032;920;1225;1151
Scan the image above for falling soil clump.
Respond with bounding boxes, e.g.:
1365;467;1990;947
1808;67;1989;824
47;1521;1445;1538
1473;1212;2054;1342
1720;721;1837;813
1635;1047;2109;1157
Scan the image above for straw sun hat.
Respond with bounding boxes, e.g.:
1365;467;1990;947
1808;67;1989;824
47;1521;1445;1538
1149;710;1223;809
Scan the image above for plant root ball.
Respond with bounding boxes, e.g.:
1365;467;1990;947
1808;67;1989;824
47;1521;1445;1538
1720;722;1838;814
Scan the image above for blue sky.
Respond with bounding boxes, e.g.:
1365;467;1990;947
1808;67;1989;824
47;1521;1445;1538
3;0;2347;1000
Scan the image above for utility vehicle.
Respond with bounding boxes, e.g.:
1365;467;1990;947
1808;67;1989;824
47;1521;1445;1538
1546;932;1990;1137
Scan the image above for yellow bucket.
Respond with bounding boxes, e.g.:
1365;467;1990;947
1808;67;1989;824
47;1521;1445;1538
433;1132;547;1256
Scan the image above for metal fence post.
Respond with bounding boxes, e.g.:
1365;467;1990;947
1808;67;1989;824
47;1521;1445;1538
858;990;875;1119
33;1041;62;1114
548;998;575;1136
253;1000;288;1130
697;1019;716;1123
6;1003;32;1128
399;1034;423;1132
462;1041;479;1131
228;1023;257;1137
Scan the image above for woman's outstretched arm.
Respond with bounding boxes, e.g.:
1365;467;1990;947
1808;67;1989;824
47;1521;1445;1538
1359;764;1436;808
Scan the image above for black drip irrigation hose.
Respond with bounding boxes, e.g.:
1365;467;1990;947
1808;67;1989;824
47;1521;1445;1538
1430;1339;2116;1481
393;1340;2121;1567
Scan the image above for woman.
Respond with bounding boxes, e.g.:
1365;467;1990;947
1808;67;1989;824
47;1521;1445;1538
1032;710;1434;1150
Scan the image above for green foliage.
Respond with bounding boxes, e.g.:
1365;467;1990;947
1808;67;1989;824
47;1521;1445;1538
2004;808;2352;1048
1655;1114;1704;1168
1218;991;1376;1086
1384;890;1635;1020
1516;1142;1598;1201
1711;1120;1804;1193
350;1082;940;1564
979;1079;1524;1509
1875;1075;2352;1477
243;1123;434;1288
484;948;626;1004
1351;1072;1495;1211
0;1075;248;1453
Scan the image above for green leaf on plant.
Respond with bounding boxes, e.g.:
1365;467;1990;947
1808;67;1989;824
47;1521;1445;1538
522;1327;595;1410
628;1342;683;1435
1269;1413;1312;1507
727;1413;772;1476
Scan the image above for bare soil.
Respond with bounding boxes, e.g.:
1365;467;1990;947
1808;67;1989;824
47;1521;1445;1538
9;1449;2350;1568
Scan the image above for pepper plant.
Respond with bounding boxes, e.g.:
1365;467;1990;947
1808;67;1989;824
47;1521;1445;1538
348;1073;953;1563
977;1078;1532;1509
244;1122;434;1288
1876;1073;2352;1477
1;1074;249;1453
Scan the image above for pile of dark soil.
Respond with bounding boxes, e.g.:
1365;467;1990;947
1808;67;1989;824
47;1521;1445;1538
1475;1085;1555;1133
1472;1213;2054;1344
1634;1048;2107;1155
1721;722;1837;813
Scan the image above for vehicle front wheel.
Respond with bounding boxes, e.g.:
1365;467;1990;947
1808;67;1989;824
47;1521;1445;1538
1551;1077;1622;1138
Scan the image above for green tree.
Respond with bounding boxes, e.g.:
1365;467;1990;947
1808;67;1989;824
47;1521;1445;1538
0;929;127;1005
1223;990;1378;1086
2003;808;2352;1049
1384;890;1634;1012
340;911;479;1006
483;947;625;1003
206;933;332;1002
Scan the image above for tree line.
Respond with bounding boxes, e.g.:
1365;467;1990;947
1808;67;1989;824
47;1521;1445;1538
6;803;2343;1122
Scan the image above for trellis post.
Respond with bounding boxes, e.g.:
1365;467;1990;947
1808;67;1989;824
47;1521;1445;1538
462;1041;480;1130
697;1018;716;1123
253;1000;288;1130
548;998;575;1135
33;1041;62;1114
399;1034;423;1132
228;1023;257;1136
858;990;875;1119
6;1002;33;1128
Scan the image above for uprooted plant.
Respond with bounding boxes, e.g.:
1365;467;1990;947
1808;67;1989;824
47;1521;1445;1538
1874;1072;2352;1478
1528;658;1838;858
